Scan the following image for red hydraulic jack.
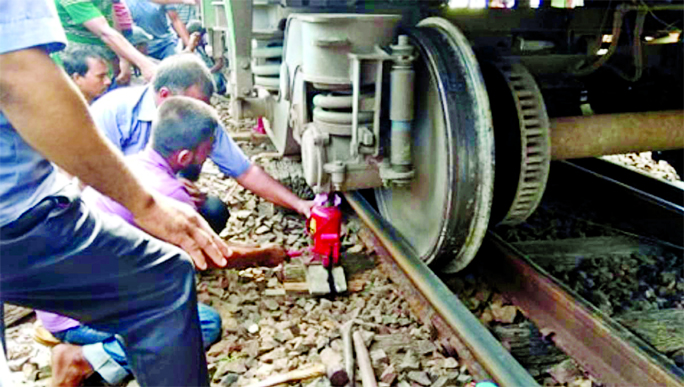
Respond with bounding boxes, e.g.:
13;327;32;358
306;193;347;295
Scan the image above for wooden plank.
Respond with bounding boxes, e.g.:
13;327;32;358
283;282;309;295
616;309;684;354
245;363;326;387
283;279;365;295
491;321;568;367
230;132;271;145
3;304;34;328
282;262;307;283
485;234;683;387
282;252;372;295
512;236;661;270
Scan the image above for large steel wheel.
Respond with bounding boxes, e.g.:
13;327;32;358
375;18;494;273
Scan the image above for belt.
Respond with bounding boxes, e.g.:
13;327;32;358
0;197;66;239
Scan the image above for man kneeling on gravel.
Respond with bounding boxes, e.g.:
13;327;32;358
89;53;315;224
38;96;286;386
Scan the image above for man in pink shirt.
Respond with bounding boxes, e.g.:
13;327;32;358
81;99;217;226
39;96;285;386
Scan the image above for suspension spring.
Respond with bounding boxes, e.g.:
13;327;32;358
252;40;283;91
312;90;375;138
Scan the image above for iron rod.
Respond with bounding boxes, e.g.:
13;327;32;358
550;110;684;160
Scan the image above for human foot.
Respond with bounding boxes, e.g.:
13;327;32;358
51;344;94;387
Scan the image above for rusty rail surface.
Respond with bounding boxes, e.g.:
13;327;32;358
346;192;540;387
483;233;684;387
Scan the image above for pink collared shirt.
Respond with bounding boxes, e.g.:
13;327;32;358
81;147;196;224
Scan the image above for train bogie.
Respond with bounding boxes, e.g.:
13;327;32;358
200;0;683;271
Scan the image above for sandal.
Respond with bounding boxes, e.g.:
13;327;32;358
33;324;61;347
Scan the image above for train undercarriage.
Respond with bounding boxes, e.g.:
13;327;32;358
200;0;683;272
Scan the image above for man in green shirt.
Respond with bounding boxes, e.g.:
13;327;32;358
55;0;157;84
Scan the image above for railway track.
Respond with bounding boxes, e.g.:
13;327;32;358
346;158;684;387
347;192;540;387
4;127;680;387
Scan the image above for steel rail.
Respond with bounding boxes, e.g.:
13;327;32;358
482;233;684;387
345;192;540;387
541;160;684;247
564;159;684;213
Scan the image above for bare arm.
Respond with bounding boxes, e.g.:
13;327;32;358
235;165;314;217
82;16;156;81
210;56;224;73
167;9;191;47
0;48;229;270
116;57;132;85
109;1;133;84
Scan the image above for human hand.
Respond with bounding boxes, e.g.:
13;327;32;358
297;199;315;218
133;193;232;270
184;32;201;53
116;59;132;85
178;178;207;207
139;60;157;82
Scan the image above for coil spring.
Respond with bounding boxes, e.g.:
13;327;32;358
252;39;283;91
312;90;374;136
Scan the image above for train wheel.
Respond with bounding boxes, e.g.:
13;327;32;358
375;17;494;273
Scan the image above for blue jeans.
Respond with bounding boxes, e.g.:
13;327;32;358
0;185;209;386
148;38;179;60
53;303;221;380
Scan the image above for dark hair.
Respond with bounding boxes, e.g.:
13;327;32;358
62;46;109;77
186;19;204;35
152;54;215;99
151;96;218;158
